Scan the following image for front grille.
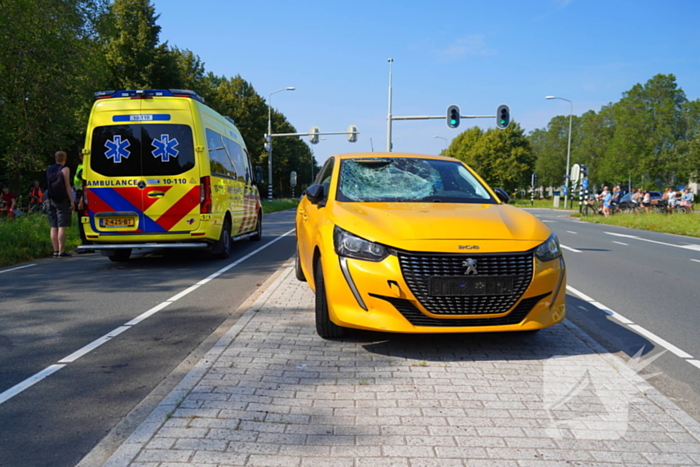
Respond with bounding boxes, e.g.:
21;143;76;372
398;251;533;315
370;293;550;327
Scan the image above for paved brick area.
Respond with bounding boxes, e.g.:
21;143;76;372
103;264;700;466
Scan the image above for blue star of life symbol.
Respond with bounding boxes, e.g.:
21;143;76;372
104;135;131;163
152;134;179;162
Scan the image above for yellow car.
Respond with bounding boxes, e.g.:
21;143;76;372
295;153;566;338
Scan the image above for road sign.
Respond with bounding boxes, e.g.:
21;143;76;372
571;163;581;184
582;177;589;190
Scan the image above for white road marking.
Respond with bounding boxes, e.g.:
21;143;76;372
0;228;296;406
0;364;65;405
567;285;697;367
688;360;700;370
612;241;629;246
560;244;582;253
542;220;557;223
58;326;131;363
690;259;700;264
0;264;36;275
605;232;700;251
627;325;693;359
566;231;578;234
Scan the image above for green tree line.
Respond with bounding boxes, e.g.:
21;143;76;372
530;74;700;191
442;73;699;195
0;0;314;199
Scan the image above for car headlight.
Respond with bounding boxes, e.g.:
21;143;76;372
534;233;562;262
334;226;389;262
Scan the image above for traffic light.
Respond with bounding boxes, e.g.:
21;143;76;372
446;105;460;129
531;172;538;187
309;126;320;144
347;125;358;143
496;104;510;129
580;164;588;177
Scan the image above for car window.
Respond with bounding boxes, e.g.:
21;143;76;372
336;158;496;203
206;129;236;179
91;124;195;177
315;157;335;185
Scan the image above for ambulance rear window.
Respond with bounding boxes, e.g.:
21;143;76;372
90;124;195;177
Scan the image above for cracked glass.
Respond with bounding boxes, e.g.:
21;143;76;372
336;158;495;203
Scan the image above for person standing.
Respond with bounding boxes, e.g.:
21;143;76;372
1;186;17;220
46;151;75;257
73;152;92;251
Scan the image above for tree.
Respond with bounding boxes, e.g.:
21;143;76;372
446;122;535;194
0;0;108;191
101;0;180;90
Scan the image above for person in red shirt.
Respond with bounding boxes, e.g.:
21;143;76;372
1;186;17;220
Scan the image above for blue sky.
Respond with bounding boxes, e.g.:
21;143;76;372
152;0;700;164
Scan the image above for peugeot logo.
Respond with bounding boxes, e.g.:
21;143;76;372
462;258;478;275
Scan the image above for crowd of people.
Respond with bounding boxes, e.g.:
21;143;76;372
1;151;90;257
592;185;694;217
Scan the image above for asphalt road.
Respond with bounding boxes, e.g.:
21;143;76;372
528;208;700;422
2;207;699;466
0;210;297;467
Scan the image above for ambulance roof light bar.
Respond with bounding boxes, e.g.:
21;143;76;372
93;89;205;103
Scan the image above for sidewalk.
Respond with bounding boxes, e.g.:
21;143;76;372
102;263;700;467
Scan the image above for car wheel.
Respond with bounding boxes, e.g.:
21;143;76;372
108;249;131;262
212;220;232;259
250;211;262;241
295;245;306;282
314;257;344;339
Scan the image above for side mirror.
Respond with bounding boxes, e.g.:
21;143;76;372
494;188;510;204
305;184;326;205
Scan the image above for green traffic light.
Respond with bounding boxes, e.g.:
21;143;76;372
500;120;506;125
450;119;457;125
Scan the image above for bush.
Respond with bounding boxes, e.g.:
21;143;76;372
0;212;81;266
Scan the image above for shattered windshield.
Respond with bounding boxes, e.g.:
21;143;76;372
336;158;495;203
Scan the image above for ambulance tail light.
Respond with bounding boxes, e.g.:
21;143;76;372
200;176;212;213
82;189;89;215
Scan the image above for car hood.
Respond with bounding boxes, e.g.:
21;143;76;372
330;201;551;252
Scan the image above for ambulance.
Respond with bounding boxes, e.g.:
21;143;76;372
78;89;262;261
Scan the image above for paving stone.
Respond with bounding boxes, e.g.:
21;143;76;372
100;266;700;467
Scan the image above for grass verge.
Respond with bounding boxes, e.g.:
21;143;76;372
262;198;299;214
573;211;700;238
0;199;301;268
0;212;82;267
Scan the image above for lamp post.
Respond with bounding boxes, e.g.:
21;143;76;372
267;86;295;200
545;96;573;209
386;58;393;152
433;135;448;151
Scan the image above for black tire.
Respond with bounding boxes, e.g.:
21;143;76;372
314;257;344;339
295;245;306;282
250;211;262;241
108;249;131;262
212;220;232;259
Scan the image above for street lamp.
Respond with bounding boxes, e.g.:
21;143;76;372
267;86;295;200
433;135;448;150
545;96;573;209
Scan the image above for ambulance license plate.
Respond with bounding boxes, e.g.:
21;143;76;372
100;217;135;228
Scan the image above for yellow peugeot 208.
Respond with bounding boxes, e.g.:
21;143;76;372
296;153;566;339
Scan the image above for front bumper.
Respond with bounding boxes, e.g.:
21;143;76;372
320;250;566;333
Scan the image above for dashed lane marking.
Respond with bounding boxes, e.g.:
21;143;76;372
605;232;700;251
566;231;577;234
0;229;296;406
612;241;629;246
567;285;696;367
561;245;582;253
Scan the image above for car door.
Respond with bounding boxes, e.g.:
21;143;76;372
298;157;335;278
